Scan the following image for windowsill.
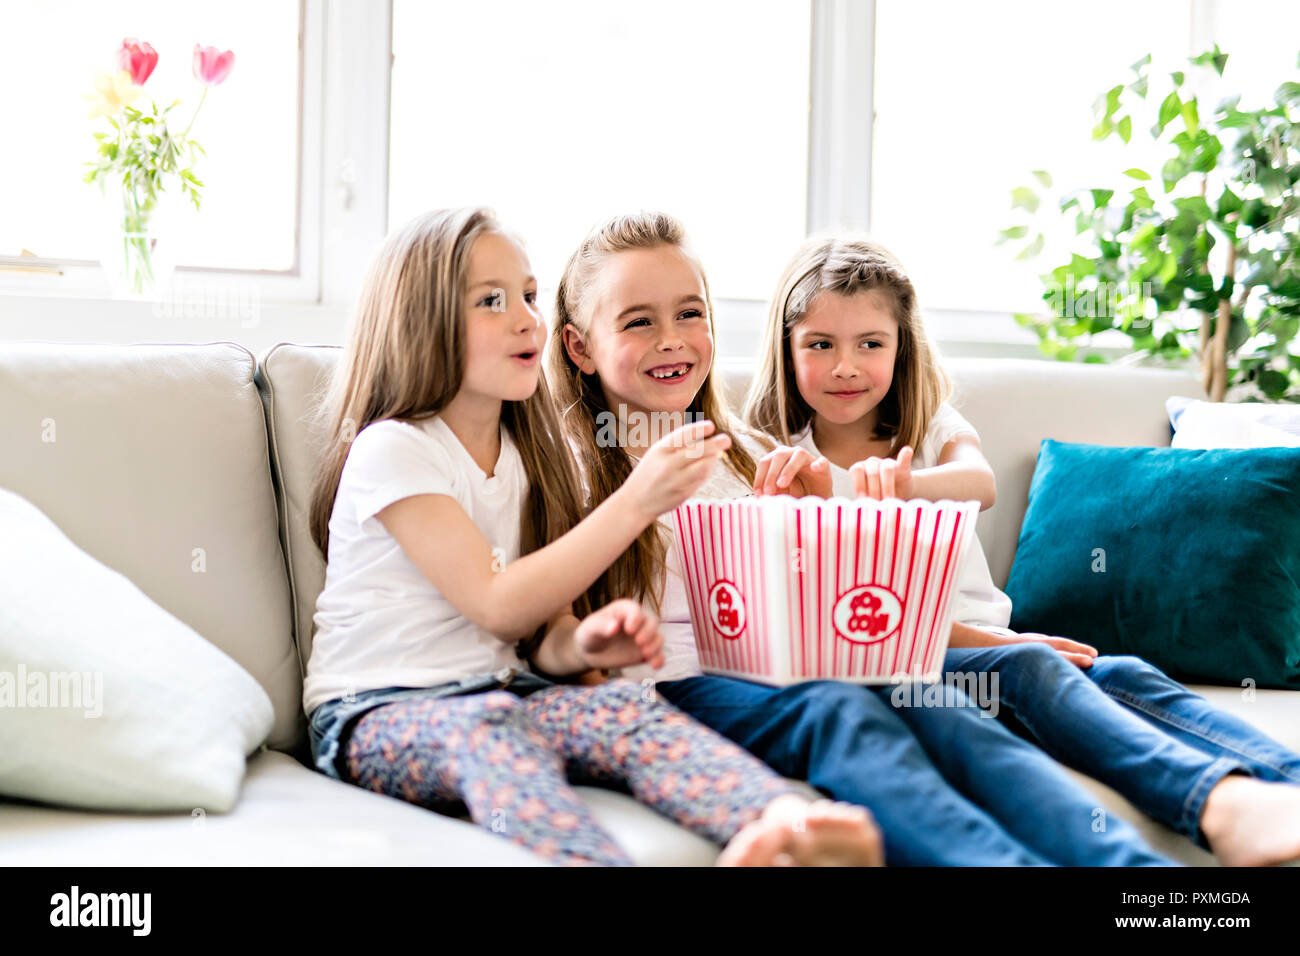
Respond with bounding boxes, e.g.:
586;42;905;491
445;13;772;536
0;290;353;358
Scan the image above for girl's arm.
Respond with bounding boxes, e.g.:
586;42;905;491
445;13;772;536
378;421;731;642
908;435;997;511
850;435;997;511
531;601;665;677
949;621;1097;669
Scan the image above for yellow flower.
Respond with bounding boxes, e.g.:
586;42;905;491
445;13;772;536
84;70;141;119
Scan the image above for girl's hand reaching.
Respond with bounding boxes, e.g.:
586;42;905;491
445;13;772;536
849;445;914;500
574;599;666;671
753;445;832;498
620;420;733;521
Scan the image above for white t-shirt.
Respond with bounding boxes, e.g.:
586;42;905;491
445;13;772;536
792;402;1013;633
302;416;527;715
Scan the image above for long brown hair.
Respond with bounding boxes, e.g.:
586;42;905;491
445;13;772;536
744;235;951;454
308;207;592;615
548;211;761;609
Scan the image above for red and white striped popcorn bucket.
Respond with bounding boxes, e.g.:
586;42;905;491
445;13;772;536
670;496;980;685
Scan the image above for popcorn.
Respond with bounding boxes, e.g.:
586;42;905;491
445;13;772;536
671;496;979;684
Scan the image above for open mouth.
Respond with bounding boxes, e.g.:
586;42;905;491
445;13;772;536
512;350;539;366
646;362;693;382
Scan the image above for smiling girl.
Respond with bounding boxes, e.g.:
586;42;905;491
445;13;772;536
300;207;883;867
746;234;1300;866
548;210;1174;866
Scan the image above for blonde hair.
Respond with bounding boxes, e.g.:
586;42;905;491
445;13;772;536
308;207;592;615
744;235;950;453
548;211;762;610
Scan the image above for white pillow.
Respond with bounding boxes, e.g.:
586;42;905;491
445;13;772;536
1167;396;1300;449
0;487;273;813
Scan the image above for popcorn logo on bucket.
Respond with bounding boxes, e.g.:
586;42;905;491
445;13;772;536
707;580;746;639
832;584;903;645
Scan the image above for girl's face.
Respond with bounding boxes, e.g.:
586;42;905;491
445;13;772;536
460;232;544;404
564;244;713;418
789;289;899;432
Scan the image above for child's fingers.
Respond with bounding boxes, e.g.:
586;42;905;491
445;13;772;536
850;462;867;497
681;434;731;464
879;458;896;498
620;601;644;636
866;459;883;499
761;451;790;495
702;433;732;456
1051;639;1098;659
1029;633;1098;658
634;611;658;646
659;419;715;450
897;445;914;473
642;631;665;664
756;450;789;494
776;450;811;490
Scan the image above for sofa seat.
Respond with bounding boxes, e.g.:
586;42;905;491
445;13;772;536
0;750;718;866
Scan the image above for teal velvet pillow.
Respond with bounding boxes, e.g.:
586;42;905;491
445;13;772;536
1005;440;1300;689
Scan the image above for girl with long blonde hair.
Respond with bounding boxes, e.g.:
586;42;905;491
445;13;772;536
300;206;882;867
748;234;1300;866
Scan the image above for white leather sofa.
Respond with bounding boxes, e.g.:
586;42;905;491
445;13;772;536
0;341;1295;866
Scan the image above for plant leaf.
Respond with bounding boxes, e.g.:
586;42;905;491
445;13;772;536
1157;91;1181;134
1011;186;1040;213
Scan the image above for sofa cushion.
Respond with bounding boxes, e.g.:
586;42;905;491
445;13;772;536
0;343;300;750
1168;395;1300;448
1005;440;1300;689
254;343;343;678
0;486;274;812
0;750;718;865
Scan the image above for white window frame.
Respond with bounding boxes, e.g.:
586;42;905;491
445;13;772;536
0;0;329;304
0;0;1225;362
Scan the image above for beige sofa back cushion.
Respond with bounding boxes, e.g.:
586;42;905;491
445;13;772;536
263;345;1204;678
0;343;301;750
255;344;341;678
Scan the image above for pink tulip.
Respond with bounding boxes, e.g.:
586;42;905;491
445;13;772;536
192;44;235;86
116;38;158;87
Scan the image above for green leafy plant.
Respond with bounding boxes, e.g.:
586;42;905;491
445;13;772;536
1003;47;1300;401
85;99;206;292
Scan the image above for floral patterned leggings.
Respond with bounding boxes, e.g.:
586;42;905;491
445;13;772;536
342;678;800;866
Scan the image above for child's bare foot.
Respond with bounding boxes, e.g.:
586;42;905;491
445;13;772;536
716;795;884;867
1201;774;1300;867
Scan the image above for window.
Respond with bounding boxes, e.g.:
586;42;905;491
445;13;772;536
1;1;301;273
388;0;811;304
871;0;1193;313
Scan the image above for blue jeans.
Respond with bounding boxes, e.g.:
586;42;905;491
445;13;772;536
656;674;1172;866
944;644;1300;847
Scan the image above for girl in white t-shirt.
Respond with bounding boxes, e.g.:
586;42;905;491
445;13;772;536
302;207;882;867
745;233;1300;866
548;210;1175;866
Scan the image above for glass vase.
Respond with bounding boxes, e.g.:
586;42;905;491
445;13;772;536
100;186;179;298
